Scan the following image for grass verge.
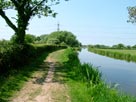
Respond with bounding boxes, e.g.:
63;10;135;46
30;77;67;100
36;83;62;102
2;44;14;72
0;50;51;102
88;48;136;62
53;48;136;102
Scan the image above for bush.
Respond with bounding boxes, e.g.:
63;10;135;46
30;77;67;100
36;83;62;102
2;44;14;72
0;44;67;75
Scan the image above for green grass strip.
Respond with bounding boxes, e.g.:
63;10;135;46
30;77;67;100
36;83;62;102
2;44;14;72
0;51;50;102
53;48;136;102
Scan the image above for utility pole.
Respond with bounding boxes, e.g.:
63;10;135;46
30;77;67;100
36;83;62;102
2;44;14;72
57;22;60;31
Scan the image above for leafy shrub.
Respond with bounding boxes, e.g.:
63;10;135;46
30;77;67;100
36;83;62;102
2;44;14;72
0;43;67;75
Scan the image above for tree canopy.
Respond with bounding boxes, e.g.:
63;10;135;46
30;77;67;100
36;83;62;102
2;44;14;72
35;34;48;43
25;34;36;43
128;6;136;23
10;34;36;43
0;0;67;44
38;31;81;47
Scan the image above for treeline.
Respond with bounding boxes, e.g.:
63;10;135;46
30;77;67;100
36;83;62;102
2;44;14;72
36;31;81;47
10;31;81;47
0;30;81;76
88;43;136;62
88;43;136;49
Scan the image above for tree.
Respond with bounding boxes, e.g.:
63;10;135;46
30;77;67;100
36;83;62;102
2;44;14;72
117;43;125;49
112;43;125;49
25;34;36;43
127;6;136;23
0;0;67;44
35;34;48;43
10;34;36;43
132;45;136;49
45;31;81;47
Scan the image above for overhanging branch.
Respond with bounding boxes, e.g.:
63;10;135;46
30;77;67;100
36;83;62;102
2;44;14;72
0;9;17;32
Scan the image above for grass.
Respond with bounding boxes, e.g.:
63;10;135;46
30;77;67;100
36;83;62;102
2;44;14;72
0;44;66;102
52;48;136;102
0;50;51;102
29;87;42;99
96;49;136;56
67;80;135;102
88;48;136;62
47;49;70;63
1;47;136;102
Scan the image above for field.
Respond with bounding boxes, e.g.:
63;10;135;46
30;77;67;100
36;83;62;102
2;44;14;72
98;49;136;55
88;48;136;62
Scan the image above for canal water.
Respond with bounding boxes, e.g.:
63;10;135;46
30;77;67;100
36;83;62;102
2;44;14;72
78;48;136;96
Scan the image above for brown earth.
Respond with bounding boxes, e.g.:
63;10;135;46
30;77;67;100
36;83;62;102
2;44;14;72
10;55;70;102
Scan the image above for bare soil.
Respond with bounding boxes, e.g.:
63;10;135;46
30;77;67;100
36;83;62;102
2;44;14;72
10;55;70;102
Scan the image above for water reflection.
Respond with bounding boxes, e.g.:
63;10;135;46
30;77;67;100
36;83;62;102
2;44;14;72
78;48;136;96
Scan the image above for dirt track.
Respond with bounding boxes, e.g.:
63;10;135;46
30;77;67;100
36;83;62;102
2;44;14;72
11;56;70;102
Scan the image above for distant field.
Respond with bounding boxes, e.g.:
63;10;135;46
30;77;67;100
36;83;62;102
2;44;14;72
88;48;136;62
96;49;136;56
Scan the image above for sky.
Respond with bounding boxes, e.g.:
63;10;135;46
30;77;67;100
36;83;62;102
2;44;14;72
0;0;136;46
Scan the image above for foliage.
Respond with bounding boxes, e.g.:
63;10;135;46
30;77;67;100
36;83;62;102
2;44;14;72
0;43;67;75
132;45;136;49
11;34;37;43
88;43;136;50
0;40;11;51
0;0;68;43
127;6;136;23
0;44;67;101
63;49;101;84
25;34;37;43
35;34;48;43
112;43;126;49
88;44;110;49
0;48;52;102
0;39;10;44
41;31;81;47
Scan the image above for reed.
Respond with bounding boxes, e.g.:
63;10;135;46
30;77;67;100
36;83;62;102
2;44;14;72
56;48;136;102
88;48;136;62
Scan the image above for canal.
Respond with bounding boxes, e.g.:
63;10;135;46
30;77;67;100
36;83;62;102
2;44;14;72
78;48;136;96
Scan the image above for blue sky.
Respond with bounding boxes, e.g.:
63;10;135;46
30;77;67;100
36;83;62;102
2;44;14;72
0;0;136;45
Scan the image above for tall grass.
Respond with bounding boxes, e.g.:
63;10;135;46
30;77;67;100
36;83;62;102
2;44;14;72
54;48;136;102
79;63;101;84
66;49;101;84
88;48;136;62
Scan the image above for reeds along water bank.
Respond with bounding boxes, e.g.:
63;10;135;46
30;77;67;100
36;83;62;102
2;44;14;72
62;48;136;102
88;48;136;62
